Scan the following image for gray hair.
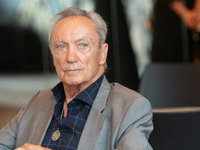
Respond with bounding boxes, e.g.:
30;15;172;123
48;7;108;69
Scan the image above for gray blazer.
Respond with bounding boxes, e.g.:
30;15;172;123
0;77;153;150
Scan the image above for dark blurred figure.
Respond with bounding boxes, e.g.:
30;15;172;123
95;0;139;91
151;0;200;62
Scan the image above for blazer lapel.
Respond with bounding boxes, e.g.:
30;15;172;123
31;96;57;145
77;76;111;150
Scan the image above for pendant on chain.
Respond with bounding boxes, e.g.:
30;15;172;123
52;129;60;141
51;104;64;141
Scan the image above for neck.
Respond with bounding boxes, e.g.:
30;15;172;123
64;84;83;103
62;78;96;118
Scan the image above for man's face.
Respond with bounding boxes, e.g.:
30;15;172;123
51;16;108;88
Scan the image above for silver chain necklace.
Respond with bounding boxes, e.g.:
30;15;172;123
52;105;64;141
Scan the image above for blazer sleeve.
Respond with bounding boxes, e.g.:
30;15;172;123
115;98;153;150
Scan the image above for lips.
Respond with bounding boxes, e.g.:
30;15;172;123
63;67;82;72
66;69;81;75
67;69;79;72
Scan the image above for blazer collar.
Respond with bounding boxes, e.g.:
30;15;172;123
77;75;111;150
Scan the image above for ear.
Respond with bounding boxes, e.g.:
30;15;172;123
99;43;108;65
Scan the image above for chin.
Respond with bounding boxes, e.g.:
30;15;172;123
63;76;83;86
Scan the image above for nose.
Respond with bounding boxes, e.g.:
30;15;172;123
65;46;78;63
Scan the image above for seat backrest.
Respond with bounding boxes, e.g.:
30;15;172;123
139;63;200;108
149;107;200;150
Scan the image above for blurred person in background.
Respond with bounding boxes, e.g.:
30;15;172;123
122;0;153;76
151;0;200;62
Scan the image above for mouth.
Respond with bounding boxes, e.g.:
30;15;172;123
66;68;80;72
63;68;79;72
67;69;79;72
64;68;82;75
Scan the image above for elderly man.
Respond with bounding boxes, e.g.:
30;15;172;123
0;7;153;150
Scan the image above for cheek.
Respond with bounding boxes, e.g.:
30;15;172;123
53;53;64;65
53;55;63;72
53;57;59;68
86;56;100;72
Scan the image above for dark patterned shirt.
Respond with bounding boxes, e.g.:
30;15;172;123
41;75;104;150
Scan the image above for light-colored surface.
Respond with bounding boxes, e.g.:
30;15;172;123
0;73;60;107
153;106;200;113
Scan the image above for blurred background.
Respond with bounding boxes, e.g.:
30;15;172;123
1;0;200;130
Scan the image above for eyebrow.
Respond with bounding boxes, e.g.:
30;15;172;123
54;37;93;46
75;37;92;43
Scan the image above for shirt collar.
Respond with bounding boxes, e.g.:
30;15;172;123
51;74;104;106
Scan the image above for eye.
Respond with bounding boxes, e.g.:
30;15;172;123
80;43;87;48
58;45;64;49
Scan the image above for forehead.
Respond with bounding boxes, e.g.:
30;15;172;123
52;16;98;40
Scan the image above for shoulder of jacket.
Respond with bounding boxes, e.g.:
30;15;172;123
109;83;144;99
